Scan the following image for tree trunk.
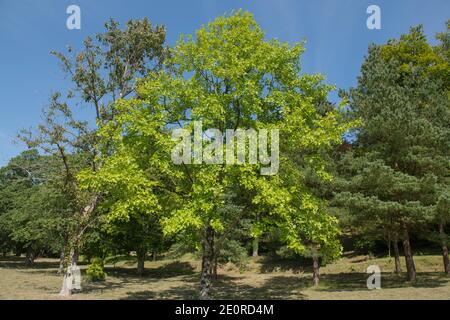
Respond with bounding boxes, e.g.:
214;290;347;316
402;226;416;282
312;256;320;286
137;249;146;276
200;224;214;300
57;236;68;275
57;249;65;275
59;247;79;296
252;237;259;257
393;238;401;274
439;222;450;276
59;194;101;296
387;237;391;258
208;242;219;281
25;246;35;266
213;253;218;281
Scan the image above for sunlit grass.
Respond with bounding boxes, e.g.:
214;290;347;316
0;253;449;299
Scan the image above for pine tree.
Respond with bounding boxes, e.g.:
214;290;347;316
335;23;450;282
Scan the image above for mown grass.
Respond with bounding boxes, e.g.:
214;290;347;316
0;253;449;300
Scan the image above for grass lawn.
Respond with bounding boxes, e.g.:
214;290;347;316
0;253;449;300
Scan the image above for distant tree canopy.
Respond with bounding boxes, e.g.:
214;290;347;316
0;150;75;264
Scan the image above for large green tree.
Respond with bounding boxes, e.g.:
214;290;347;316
21;18;167;296
83;10;351;298
335;23;450;281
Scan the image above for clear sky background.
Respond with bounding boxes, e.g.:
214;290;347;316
0;0;448;165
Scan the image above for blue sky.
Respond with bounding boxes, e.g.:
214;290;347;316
0;0;448;165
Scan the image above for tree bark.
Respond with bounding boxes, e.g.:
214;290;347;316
137;248;146;276
402;226;416;282
439;222;450;276
393;238;401;274
252;237;259;257
57;236;68;275
208;242;219;281
200;224;214;300
59;247;79;296
57;249;65;275
312;256;320;286
213;253;218;281
59;194;101;296
25;246;36;266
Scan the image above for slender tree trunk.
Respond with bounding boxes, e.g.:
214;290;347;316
208;242;219;281
25;246;35;266
71;247;79;266
152;250;157;262
213;253;218;280
387;238;391;258
209;245;214;276
402;226;416;282
60;246;79;296
393;238;401;274
252;237;259;257
137;248;146;276
312;256;320;286
200;224;214;300
59;194;101;296
439;222;450;276
58;250;65;275
58;236;68;275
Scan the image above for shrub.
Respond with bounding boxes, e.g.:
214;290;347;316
86;258;106;281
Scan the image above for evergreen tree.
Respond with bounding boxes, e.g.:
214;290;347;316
335;23;450;282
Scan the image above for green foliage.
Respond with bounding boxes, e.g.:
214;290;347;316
7;11;449;293
0;151;75;257
335;22;450;259
13;18;168;283
79;12;352;289
86;257;106;281
217;239;249;271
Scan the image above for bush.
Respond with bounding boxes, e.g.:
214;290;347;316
86;258;106;281
217;239;249;271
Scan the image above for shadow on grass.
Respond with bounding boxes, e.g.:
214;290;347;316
257;256;310;274
121;274;308;300
105;261;196;279
212;275;308;300
0;256;59;270
121;280;198;300
316;272;450;292
74;266;199;296
2;255;449;299
104;255;137;267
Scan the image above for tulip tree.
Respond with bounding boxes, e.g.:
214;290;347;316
81;10;352;298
